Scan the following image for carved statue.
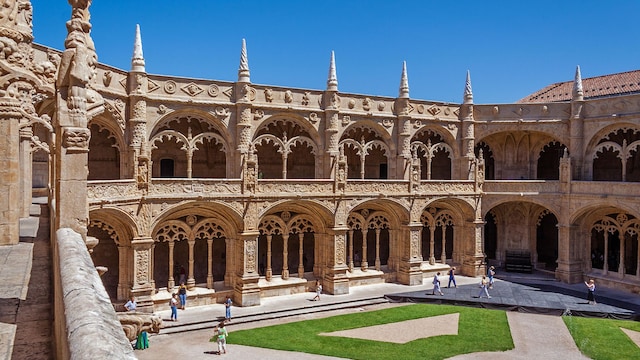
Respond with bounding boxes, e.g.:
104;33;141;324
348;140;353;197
117;312;162;342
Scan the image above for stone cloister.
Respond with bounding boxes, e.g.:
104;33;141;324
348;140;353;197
1;2;640;320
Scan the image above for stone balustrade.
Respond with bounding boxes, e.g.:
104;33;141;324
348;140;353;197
54;228;136;360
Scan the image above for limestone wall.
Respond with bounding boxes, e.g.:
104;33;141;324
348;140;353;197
54;228;136;360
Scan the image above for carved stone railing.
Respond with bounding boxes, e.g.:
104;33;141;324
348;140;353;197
88;179;140;202
572;181;640;197
257;179;334;195
148;178;243;197
54;228;136;360
88;178;483;205
483;180;561;194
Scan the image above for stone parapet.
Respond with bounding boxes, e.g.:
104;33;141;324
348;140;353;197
55;228;136;360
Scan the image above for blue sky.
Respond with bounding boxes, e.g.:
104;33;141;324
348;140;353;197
31;1;640;104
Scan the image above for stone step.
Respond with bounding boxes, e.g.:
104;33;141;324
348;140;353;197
158;297;389;335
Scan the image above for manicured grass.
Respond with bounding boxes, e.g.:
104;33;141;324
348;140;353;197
224;304;513;360
563;315;640;360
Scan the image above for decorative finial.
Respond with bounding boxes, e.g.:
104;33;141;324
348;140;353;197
327;51;338;91
572;65;583;100
463;70;473;104
399;61;409;98
131;24;145;72
238;38;250;83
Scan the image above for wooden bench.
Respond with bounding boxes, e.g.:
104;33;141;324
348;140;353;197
505;250;533;273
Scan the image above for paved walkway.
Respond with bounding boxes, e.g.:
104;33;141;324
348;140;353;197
134;274;640;359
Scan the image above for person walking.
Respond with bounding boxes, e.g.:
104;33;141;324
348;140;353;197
585;279;596;304
170;293;178;321
215;321;228;355
224;295;232;322
488;266;496;289
432;272;444;295
476;275;491;299
178;282;187;310
447;267;457;288
312;280;322;301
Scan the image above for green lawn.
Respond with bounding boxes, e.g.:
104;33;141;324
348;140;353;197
564;315;640;360
224;304;513;360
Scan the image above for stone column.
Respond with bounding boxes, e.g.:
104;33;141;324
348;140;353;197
375;228;381;270
130;236;155;312
397;224;424;286
461;218;486;277
266;234;273;281
187;239;195;289
0;110;20;245
429;226;436;265
297;232;304;278
167;241;175;290
19;126;33;218
282;233;289;279
117;245;128;300
556;222;584;283
323;228;350;295
207;238;214;289
235;231;261;306
361;229;369;271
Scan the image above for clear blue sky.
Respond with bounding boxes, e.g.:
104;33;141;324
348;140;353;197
31;1;640;104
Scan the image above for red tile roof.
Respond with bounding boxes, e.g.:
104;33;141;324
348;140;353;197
518;70;640;103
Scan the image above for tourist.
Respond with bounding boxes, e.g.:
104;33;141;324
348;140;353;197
215;321;228;355
432;272;444;295
476;275;491;299
170;293;178;321
178;282;187;310
447;267;457;288
124;296;137;311
312;280;322;301
224;295;232;322
488;266;496;289
585;279;596;305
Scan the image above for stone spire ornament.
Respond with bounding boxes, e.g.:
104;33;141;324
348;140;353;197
399;61;409;98
327;51;338;91
238;38;250;82
131;24;145;72
463;70;473;104
572;65;583;101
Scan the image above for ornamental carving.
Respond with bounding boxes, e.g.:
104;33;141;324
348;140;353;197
63;127;90;152
362;98;371;111
284;90;293;103
264;88;274;102
302;92;310;106
342;115;350;126
87;181;140;201
241;84;256;101
136;203;153;236
103;100;125;132
207;84;219;97
147;78;159;92
335;233;345;265
308;112;318;124
245;237;257;273
164;80;176;94
135;250;149;285
410;229;420;258
182;82;203;97
132;99;146;120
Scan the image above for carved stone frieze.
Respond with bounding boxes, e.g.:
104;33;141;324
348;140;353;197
245;237;256;273
258;182;333;195
87;181;140;201
147;180;242;196
335;233;345;265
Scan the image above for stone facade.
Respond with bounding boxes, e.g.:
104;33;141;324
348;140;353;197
2;2;640;315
